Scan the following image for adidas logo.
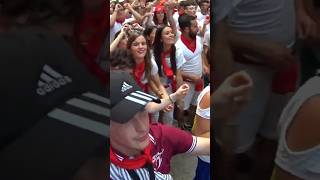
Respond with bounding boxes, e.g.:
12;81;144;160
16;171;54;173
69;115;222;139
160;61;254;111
36;65;72;96
121;82;132;92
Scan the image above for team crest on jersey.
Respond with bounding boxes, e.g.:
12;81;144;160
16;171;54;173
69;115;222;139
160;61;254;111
152;148;164;170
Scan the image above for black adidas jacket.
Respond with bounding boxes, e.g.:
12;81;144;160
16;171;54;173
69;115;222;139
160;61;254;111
0;27;108;180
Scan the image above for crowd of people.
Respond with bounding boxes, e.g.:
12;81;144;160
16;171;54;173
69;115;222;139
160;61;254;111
109;0;213;179
110;0;320;179
110;0;211;126
213;0;320;180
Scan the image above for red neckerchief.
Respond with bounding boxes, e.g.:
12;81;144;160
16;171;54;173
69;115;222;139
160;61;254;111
134;62;147;92
116;18;125;24
110;143;153;170
161;49;177;91
178;9;184;16
74;3;107;85
272;62;299;94
180;34;196;52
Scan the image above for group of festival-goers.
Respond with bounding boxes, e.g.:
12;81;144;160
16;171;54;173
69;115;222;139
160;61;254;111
110;0;320;179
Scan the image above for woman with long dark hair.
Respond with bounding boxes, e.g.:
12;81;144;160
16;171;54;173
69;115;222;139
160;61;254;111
143;25;157;48
153;25;186;127
145;3;177;36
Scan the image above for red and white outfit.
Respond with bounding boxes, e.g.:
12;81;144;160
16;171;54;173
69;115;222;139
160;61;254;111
152;47;186;124
110;123;197;180
175;35;203;110
133;56;159;93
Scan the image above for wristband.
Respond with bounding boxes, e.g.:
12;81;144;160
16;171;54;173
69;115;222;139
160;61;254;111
169;94;176;103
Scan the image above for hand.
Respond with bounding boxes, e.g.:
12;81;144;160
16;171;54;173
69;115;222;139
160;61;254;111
173;84;189;100
163;104;174;112
213;71;253;119
123;3;132;10
121;24;129;33
296;9;318;39
164;0;175;11
114;4;123;12
263;42;296;70
203;65;210;75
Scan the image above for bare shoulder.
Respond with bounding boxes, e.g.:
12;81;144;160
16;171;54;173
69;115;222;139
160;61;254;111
286;95;320;151
199;91;210;109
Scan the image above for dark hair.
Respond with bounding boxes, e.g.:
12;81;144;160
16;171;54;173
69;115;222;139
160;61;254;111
0;0;82;24
114;30;126;41
143;25;156;47
127;33;152;81
178;14;196;31
153;26;177;77
153;11;168;27
179;0;196;8
199;0;209;6
110;48;134;70
0;0;31;16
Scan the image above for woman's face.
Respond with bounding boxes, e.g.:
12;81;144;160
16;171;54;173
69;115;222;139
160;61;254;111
147;28;156;46
130;35;147;61
156;11;165;22
161;27;175;45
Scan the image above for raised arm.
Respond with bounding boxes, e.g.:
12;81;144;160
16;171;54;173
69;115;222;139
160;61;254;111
110;4;122;28
124;3;144;24
110;26;128;53
165;1;177;36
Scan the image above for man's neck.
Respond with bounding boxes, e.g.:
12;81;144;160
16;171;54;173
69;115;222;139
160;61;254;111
111;142;141;157
182;33;195;42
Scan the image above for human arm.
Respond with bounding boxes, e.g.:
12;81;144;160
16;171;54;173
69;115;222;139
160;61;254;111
295;0;317;39
165;1;177;36
200;17;210;37
110;26;127;53
227;27;296;70
189;137;210;156
145;83;189;113
202;48;210;75
191;92;210;138
212;21;236;88
110;4;122;28
273;95;320;180
123;3;144;24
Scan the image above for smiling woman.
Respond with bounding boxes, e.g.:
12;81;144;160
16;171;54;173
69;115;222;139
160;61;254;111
127;32;170;101
152;25;186;127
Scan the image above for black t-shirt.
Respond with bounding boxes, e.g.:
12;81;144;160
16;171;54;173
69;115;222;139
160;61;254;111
0;27;108;179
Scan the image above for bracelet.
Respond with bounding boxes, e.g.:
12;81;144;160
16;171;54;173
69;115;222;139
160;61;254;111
168;94;175;103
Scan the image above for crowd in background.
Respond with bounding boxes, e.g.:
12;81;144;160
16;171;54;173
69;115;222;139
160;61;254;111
213;0;320;180
109;0;212;179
